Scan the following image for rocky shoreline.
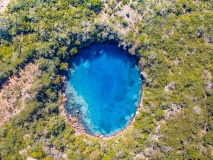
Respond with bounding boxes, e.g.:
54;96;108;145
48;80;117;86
60;70;145;140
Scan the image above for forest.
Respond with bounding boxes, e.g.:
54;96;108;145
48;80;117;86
0;0;213;159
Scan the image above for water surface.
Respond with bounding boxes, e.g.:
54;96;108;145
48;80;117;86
65;44;142;136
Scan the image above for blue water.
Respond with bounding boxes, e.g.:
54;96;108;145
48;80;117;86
65;44;142;136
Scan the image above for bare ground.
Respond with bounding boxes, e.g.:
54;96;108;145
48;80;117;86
0;63;38;126
96;2;142;36
0;0;10;13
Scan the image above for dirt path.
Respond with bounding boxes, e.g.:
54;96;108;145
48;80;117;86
0;63;38;126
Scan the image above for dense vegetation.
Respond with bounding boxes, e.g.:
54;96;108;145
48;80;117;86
0;0;213;159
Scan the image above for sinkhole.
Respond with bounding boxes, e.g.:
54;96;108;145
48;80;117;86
65;44;142;136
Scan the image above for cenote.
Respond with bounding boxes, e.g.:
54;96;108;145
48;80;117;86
65;44;142;136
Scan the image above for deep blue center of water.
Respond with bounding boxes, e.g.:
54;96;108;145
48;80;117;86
65;44;142;136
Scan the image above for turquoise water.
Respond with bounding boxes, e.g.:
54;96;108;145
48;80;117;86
65;44;142;136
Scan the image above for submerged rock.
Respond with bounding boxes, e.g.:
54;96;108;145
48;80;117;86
65;44;142;136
